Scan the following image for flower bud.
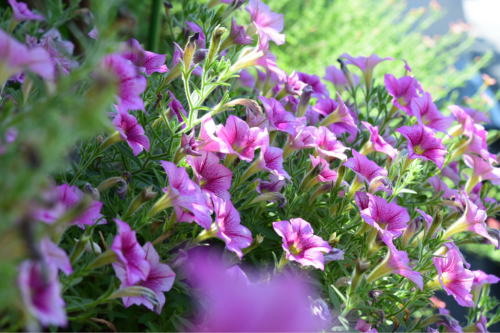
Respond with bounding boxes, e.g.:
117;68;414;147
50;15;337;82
349;259;370;295
207;25;227;65
70;234;91;263
337;58;355;91
328;232;341;247
107;286;161;313
74;238;102;255
250;192;287;208
184;32;199;73
123;186;158;220
300;163;324;191
84;183;100;201
220;0;246;22
243;234;265;255
368;289;383;303
426;210;443;240
163;1;172;18
309;183;332;203
97;173;130;199
297;85;313;117
368;176;392;194
402;216;424;248
88;250;118;270
487;228;500;249
193;48;208;64
335;276;351;287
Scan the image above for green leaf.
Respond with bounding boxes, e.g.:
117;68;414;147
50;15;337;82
329;285;342;312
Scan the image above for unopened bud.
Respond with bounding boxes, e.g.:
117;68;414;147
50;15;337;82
250;192;286;208
97;174;130;200
368;176;392;194
335;276;351;287
84;183;100;201
486;228;500;249
70;234;91;263
108;286;162;313
356;259;371;274
335;165;346;190
297;85;313;118
300;163;324;190
163;1;172;18
207;25;227;65
328;232;341;247
402;216;424;248
75;238;102;254
426;210;443;240
349;259;370;295
375;310;385;327
243;234;265;255
97;135;104;143
193;49;208;64
184;32;199;73
337;58;355;91
220;0;246;22
368;289;383;303
123;186;158;220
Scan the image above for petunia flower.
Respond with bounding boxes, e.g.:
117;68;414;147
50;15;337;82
120;38;168;75
185;21;206;48
432;248;474;307
463;154;500;192
315;94;357;131
396;125;447;169
344;150;388;184
471;270;500;304
360;121;398;158
216;115;269;163
255;145;290;181
297;72;329;97
427;175;458;199
38;35;78;78
112;111;150;156
34;183;105;229
273;218;332;270
309;155;340;184
111;219;151;286
355;319;378;333
442;161;461;186
323;65;360;92
245;0;285;45
411;92;453;133
384;74;419;115
313;126;349;161
197;115;232;154
18;260;67;327
115;242;175;314
101;54;147;112
283;126;317;158
436;308;464;332
8;0;43;21
39;237;72;276
282;71;307;96
360;193;410;238
259;96;300;135
0;28;53;84
213;197;253;259
366;233;423;290
220;18;254;51
448;105;476;137
186;150;232;201
464;107;490;124
341;53;394;90
255;174;286;194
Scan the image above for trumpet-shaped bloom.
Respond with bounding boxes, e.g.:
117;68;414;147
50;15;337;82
411;92;452;133
198;115;231;154
297;72;329;97
213;197;253;259
344;150;388;183
273;218;331;270
427;175;458;198
448;105;475;137
216;115;268;162
361;121;398;158
18;260;67;327
314;94;356;130
464;107;490;124
226;18;253;47
384;74;419;115
115;242;175;314
342;53;393;89
38;35;78;78
396;125;447;169
101;54;147;112
179;131;201;157
286;126;317;151
112;111;150;156
121;38;168;75
9;0;43;21
313;126;349;160
284;71;307;95
39;237;72;276
360;193;410;238
472;270;500;287
112;219;151;286
255;174;286;194
433;248;474;307
323;65;360;91
463;154;500;185
185;21;206;48
34;184;105;229
186;150;232;201
0;29;53;83
257;145;291;180
309;155;339;183
246;0;285;45
415;208;433;232
167;91;188;128
259;96;300;135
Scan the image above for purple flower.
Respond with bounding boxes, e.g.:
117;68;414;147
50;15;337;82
39;237;72;276
309;155;340;184
433;248;474;307
256;145;291;181
221;18;253;50
411;92;453;133
116;242;175;314
88;26;99;39
448;105;475;137
313;126;349;161
360;193;410;238
18;260;67;327
361;121;398;158
442;161;461;186
185;21;206;48
0;28;53;83
315;93;357;130
167;91;187;128
111;219;151;285
427;175;458;199
255;174;286;194
213;197;252;259
285;126;317;155
273;218;332;270
396;125;447;169
197;115;232;154
415;208;433;233
384;74;419;115
355;319;378;333
246;0;285;45
284;71;308;96
101;54;147;112
216;115;269;162
259;96;299;135
34;184;105;229
112;111;150;156
344;150;388;183
38;35;78;78
464;107;490;124
297;72;329;97
178;131;201;158
324;65;360;91
463;154;500;190
186;150;232;201
341;53;394;90
8;0;43;21
121;38;168;75
472;270;500;287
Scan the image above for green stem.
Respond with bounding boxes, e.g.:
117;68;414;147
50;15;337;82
147;0;163;52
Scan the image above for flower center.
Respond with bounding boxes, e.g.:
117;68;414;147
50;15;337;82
413;144;425;155
397;97;407;106
289;243;302;255
200;179;207;187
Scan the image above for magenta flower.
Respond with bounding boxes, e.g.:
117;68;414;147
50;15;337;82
463;154;500;190
384;74;419;115
34;184;105;229
101;54;147;112
255;174;286;194
167;91;187;129
178;131;201;158
448;105;475;137
464;107;490;124
273;218;332;270
396;125;447;169
18;260;67;327
309;155;340;184
259;96;300;135
0;29;53;83
285;126;317;154
256;145;290;180
115;242;175;314
197;115;232;154
465;125;498;165
121;38;168;75
222;18;253;49
111;219;151;285
8;0;43;21
436;308;464;332
360;193;410;238
112;111;150;156
324;65;360;91
415;208;433;233
283;71;307;96
427;175;458;199
315;93;357;130
344;150;388;183
185;21;206;48
472;270;500;287
341;53;394;90
367;233;423;290
313;126;349;160
355;319;378;333
411;92;453;133
149;161;212;229
297;72;329;97
186;150;232;201
361;121;398;158
245;0;285;45
213;197;253;259
39;237;72;276
433;248;474;307
88;26;99;39
38;35;78;78
216;115;268;162
225;265;251;286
